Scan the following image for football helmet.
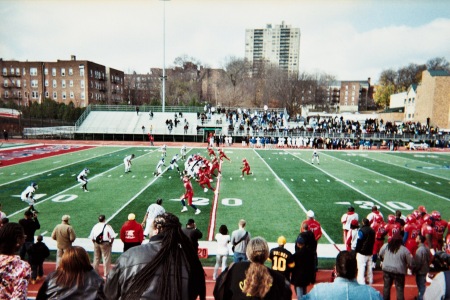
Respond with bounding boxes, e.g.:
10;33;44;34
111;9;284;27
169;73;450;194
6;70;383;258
387;214;396;224
418;205;427;213
431;210;441;221
373;214;384;223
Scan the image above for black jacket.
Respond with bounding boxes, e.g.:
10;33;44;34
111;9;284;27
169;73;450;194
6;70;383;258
36;269;105;300
104;234;206;300
213;261;292;300
27;241;50;265
290;246;316;287
19;217;40;243
355;225;375;256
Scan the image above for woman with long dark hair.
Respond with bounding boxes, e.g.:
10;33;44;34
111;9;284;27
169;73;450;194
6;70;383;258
36;246;105;299
104;212;206;300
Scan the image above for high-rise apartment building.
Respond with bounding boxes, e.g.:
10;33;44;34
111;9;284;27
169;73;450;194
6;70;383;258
0;56;124;108
245;21;300;76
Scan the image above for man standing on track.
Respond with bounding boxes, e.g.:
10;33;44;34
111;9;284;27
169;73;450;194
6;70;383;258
180;173;201;215
89;214;116;278
123;154;135;173
77;168;90;192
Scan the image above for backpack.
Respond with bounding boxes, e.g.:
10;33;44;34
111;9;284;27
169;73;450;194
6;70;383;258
95;224;107;244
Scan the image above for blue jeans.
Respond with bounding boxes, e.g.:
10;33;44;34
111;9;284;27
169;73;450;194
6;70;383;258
383;271;405;300
19;241;33;260
295;286;306;300
233;252;247;263
416;274;426;300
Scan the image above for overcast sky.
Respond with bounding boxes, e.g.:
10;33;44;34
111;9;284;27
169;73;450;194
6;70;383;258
1;0;449;83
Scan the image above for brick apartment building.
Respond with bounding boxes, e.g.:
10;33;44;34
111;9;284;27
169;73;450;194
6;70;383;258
0;55;124;108
414;69;450;129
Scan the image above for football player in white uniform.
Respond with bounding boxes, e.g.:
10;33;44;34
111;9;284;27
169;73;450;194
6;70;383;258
154;157;166;177
312;150;320;165
21;182;39;213
77;168;90;192
169;154;181;174
124;154;135;173
180;145;187;159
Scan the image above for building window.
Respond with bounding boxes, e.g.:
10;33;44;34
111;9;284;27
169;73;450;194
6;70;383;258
70;91;74;99
69;80;73;87
53;79;57;88
68;68;73;75
62;91;66;100
23;68;26;75
45;91;49;98
16;68;20;75
53;92;57;100
32;91;39;99
80;80;85;88
79;67;85;76
62;80;66;88
16;80;21;87
3;79;9;87
30;67;38;76
61;68;66;76
81;92;85;99
4;91;8;98
45;80;49;87
31;80;38;88
52;68;56;76
2;68;7;75
44;68;48;75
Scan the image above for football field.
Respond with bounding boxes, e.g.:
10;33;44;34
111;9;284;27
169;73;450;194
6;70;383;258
1;144;450;257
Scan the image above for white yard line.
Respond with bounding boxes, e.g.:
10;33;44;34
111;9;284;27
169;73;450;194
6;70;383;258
254;149;337;247
7;148;157;218
321;151;450;203
0;147;128;188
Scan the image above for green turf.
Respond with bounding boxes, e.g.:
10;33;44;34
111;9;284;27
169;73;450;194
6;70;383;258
1;146;449;248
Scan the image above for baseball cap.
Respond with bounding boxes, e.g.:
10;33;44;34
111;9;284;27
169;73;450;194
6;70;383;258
62;215;70;221
296;236;305;245
306;210;314;218
277;236;287;245
128;213;136;220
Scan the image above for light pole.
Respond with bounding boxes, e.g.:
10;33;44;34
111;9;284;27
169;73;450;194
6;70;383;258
161;0;170;112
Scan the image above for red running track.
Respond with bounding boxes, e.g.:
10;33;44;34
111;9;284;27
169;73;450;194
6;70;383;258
27;262;427;299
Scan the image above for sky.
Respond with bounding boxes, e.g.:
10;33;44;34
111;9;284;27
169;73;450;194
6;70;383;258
1;0;449;83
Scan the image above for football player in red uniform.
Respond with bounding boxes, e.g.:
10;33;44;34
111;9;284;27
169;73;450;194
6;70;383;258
384;214;401;243
300;210;323;242
403;214;420;256
180;173;201;215
431;211;448;251
421;214;435;252
240;158;252;177
367;205;383;225
210;157;221;178
196;166;215;193
218;148;231;162
207;146;216;159
371;214;386;269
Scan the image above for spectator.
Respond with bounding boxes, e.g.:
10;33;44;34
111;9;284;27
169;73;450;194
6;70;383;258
88;214;116;278
291;236;315;299
51;215;76;269
1;217;9;227
230;219;251;262
213;224;230;281
104;212;206;299
299;223;318;281
18;210;40;260
120;213;144;252
300;210;322;241
423;270;450;300
379;233;413;300
0;203;6;223
27;235;50;284
413;234;431;300
268;236;295;280
355;218;375;285
367;205;383;224
3;129;8;141
346;219;359;252
303;251;382;299
0;223;31;300
182;218;203;253
141;198;165;238
213;237;292;300
36;246;105;299
341;206;359;244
